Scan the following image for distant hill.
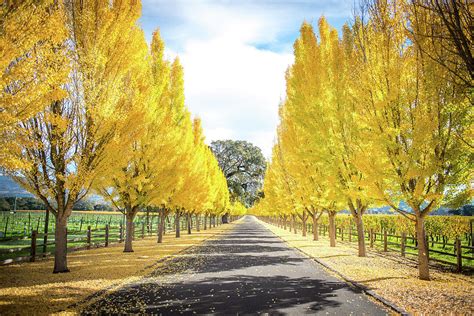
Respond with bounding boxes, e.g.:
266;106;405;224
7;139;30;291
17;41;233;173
0;175;33;198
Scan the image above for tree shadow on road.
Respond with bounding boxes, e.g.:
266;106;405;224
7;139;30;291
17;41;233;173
84;274;351;315
82;219;372;315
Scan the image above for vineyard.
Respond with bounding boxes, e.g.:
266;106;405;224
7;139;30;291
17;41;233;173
0;210;232;264
261;214;474;271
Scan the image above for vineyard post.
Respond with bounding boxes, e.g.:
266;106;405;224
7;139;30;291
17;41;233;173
401;232;406;257
470;220;473;247
119;223;123;242
383;229;388;252
456;238;462;272
105;224;109;247
79;217;83;231
370;229;374;248
4;217;8;237
30;230;37;262
43;209;50;256
87;226;91;249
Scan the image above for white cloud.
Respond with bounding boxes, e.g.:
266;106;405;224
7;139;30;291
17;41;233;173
141;0;352;157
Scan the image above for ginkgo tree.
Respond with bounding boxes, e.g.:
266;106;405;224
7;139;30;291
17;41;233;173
1;1;231;272
255;1;471;281
1;0;69;169
1;0;147;273
351;0;472;280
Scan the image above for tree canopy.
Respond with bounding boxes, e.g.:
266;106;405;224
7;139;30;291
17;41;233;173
210;140;266;207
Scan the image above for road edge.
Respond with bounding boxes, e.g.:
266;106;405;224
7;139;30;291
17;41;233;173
258;220;411;316
63;221;240;314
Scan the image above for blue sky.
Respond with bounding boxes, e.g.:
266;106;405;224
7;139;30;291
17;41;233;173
140;0;353;158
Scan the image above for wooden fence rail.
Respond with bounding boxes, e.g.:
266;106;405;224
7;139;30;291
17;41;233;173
262;216;473;272
0;214;224;266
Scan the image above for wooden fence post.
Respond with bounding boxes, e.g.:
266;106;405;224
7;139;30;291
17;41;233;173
30;230;37;262
384;229;388;252
79;218;83;232
401;232;406;257
370;229;374;248
119;223;123;242
87;225;91;249
456;238;462;272
105;224;109;247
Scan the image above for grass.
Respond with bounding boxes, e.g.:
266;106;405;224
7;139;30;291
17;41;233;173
262;220;474;315
311;224;473;269
0;211;197;262
0;221;235;315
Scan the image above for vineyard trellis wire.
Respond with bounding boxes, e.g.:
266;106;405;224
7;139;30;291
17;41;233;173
0;210;236;265
260;214;474;272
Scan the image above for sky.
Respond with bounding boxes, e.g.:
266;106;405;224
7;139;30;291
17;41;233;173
140;0;353;158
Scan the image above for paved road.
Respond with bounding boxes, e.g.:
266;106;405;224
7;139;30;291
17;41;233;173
84;216;387;315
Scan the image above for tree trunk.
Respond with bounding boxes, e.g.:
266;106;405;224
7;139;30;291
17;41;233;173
124;214;134;252
204;214;207;230
302;210;307;237
196;215;200;232
416;216;430;280
283;216;287;230
175;212;180;238
312;212;319;241
328;211;336;247
292;215;297;234
354;213;367;257
157;210;165;243
43;208;50;255
53;215;69;273
187;213;192;234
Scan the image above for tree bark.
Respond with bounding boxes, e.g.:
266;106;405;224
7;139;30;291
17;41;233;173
43;208;50;255
292;214;297;234
301;210;307;237
157;209;165;243
53;215;69;273
124;213;134;252
328;211;336;247
354;213;367;257
312;211;319;241
175;212;180;238
416;215;430;280
196;215;200;231
204;214;207;230
187;213;192;234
